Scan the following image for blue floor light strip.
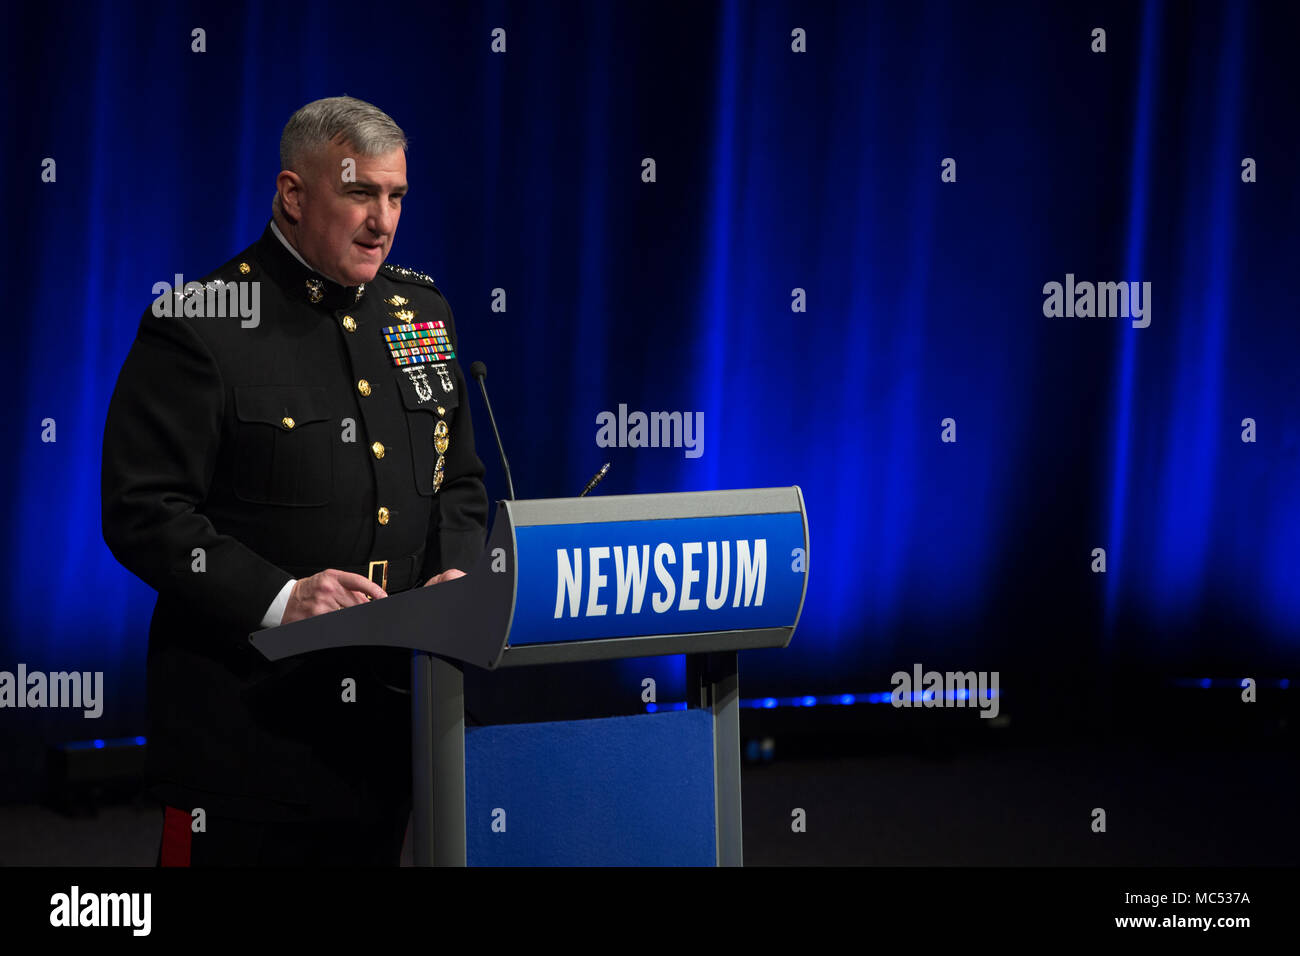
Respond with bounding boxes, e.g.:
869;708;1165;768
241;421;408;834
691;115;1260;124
59;736;147;751
645;689;1002;713
1171;678;1290;690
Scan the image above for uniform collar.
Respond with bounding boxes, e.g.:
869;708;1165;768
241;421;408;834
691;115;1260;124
256;220;368;311
269;218;312;269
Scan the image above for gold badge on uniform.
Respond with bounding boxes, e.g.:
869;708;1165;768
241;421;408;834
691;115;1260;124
305;279;324;303
432;405;449;493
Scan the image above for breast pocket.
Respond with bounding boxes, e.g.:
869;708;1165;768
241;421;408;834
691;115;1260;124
393;364;460;496
232;385;333;506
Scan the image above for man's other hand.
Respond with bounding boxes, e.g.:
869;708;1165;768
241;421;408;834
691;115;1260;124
423;568;466;587
282;570;388;624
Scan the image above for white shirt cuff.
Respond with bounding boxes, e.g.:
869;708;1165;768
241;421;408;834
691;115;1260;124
260;579;296;628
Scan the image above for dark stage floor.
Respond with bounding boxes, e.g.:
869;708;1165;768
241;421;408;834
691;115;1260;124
1;743;1294;866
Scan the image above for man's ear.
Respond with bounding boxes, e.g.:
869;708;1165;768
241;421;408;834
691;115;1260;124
276;169;305;224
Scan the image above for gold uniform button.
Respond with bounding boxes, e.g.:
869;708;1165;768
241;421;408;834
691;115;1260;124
238;262;252;275
357;379;371;397
342;315;357;332
377;506;390;525
371;441;385;459
281;417;295;429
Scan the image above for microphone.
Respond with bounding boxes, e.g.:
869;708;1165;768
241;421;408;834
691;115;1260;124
468;361;516;501
579;462;610;497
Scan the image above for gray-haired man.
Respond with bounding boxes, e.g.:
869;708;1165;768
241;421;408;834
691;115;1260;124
102;96;489;865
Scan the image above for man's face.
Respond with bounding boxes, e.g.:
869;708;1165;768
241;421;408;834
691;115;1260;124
292;138;407;286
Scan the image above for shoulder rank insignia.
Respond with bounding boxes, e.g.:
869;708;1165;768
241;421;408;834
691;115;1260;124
380;262;437;286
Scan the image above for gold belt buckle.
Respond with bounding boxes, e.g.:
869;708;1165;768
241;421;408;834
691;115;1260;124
367;559;389;592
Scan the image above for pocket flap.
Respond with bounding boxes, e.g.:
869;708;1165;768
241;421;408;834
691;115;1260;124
234;385;331;429
392;363;461;413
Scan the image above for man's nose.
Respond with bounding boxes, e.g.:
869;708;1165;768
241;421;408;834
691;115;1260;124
368;199;398;235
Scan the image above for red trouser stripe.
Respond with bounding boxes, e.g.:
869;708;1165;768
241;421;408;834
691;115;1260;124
160;806;193;867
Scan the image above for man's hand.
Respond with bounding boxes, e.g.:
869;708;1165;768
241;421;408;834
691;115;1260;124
281;570;388;624
423;568;466;587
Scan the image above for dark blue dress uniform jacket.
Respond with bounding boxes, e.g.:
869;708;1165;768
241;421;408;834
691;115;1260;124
101;223;489;821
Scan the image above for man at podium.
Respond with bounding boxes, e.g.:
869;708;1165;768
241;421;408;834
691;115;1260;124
101;96;489;865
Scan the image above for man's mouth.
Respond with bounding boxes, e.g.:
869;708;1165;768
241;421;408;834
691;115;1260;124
355;240;384;255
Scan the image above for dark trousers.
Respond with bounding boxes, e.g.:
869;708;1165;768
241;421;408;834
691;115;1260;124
155;800;410;866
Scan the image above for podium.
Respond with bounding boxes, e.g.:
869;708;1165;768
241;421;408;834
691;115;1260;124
251;486;809;865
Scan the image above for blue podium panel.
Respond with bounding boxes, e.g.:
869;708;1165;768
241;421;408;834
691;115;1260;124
511;512;807;646
465;709;716;866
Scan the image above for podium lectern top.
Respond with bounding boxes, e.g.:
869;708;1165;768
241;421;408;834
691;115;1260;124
250;486;809;670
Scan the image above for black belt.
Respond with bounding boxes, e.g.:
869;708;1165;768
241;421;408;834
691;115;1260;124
276;548;432;699
282;547;426;596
